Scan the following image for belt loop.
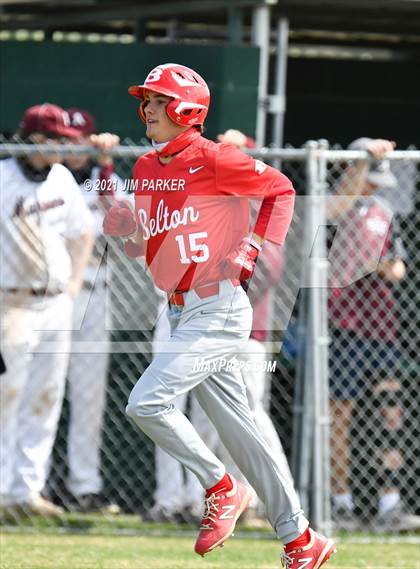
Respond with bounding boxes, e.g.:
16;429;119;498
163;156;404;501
168;290;185;307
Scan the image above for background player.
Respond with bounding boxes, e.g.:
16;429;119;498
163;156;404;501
103;63;335;568
59;108;123;514
327;137;420;532
0;103;94;517
214;130;294;525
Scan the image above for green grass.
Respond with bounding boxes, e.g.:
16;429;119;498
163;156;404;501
1;532;419;569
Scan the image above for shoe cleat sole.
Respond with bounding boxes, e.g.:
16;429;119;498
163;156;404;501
316;543;336;569
199;541;226;558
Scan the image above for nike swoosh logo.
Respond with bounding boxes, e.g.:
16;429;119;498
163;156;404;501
189;166;204;174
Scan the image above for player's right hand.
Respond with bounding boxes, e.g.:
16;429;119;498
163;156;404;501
103;204;137;237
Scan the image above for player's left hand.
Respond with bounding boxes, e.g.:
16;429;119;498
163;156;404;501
223;238;261;281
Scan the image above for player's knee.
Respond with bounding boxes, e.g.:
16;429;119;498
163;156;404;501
125;401;137;419
125;382;152;419
126;378;173;420
125;399;150;420
125;397;161;420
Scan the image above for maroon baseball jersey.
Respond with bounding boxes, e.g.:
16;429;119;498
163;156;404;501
328;196;398;342
133;136;295;292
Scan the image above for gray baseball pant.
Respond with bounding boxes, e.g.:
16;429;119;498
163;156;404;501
126;280;308;543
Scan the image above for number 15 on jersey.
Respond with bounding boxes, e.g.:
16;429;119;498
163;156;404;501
175;232;209;264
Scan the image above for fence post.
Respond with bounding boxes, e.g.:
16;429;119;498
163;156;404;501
294;141;317;515
299;140;331;532
311;139;332;535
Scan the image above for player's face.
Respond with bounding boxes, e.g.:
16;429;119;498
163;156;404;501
26;133;64;168
65;136;91;171
143;91;187;142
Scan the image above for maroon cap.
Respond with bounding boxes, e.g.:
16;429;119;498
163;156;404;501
67;107;96;136
20;103;81;139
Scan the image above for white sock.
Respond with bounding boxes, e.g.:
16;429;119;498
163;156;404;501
333;492;353;511
379;491;400;514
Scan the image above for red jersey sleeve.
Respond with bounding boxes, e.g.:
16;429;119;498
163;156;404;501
215;143;295;244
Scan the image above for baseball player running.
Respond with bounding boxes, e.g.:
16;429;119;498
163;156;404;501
103;63;335;568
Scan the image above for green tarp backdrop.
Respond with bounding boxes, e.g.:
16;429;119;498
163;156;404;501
0;41;259;141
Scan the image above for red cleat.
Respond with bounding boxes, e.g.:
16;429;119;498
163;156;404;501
281;529;336;569
194;477;252;556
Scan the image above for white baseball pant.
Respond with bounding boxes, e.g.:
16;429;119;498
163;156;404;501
0;292;72;506
66;284;110;497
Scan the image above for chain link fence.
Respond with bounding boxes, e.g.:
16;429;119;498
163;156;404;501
0;138;418;538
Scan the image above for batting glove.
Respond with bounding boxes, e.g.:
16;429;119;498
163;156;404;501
223;237;262;281
103;203;137;237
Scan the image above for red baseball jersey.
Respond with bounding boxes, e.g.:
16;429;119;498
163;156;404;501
133;136;295;292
